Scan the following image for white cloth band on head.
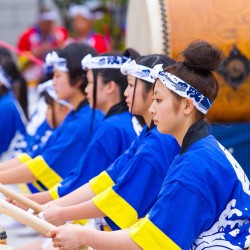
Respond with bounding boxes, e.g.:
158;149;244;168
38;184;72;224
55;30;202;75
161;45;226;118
38;11;57;21
0;66;12;89
157;71;213;114
120;59;163;83
68;4;103;20
45;51;68;72
81;54;128;70
37;80;72;108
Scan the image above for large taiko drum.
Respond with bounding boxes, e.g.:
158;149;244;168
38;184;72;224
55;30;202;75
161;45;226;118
126;0;250;122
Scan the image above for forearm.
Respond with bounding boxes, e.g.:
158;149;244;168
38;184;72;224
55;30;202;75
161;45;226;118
0;157;21;171
81;228;141;250
51;183;95;207
60;200;105;222
27;191;52;205
0;164;37;184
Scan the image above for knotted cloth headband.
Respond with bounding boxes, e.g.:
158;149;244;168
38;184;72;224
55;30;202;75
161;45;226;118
157;71;213;114
37;80;72;108
121;59;163;83
81;54;128;70
45;51;68;73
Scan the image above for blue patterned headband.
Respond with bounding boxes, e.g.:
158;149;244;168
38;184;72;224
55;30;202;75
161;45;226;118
37;80;72;108
0;66;12;89
45;51;68;73
121;59;163;83
157;71;213;114
81;54;128;70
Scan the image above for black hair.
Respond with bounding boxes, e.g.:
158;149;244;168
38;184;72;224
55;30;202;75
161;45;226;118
0;50;29;118
58;42;98;94
130;54;176;125
43;91;57;128
165;40;223;120
91;49;140;110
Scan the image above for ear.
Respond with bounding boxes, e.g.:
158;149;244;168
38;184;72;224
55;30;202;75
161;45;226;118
74;78;84;89
106;81;117;94
183;98;195;115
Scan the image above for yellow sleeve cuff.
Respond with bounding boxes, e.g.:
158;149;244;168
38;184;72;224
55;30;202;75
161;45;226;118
129;216;181;250
49;184;60;200
89;171;115;195
92;187;138;229
72;219;88;226
17;153;32;163
18;54;30;69
25;156;62;190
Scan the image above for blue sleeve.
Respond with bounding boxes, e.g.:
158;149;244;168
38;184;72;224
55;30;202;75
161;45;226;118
31;117;92;178
0;99;22;154
105;155;165;230
57;142;109;197
57;123;126;197
24;120;53;155
105;136;140;183
148;181;214;250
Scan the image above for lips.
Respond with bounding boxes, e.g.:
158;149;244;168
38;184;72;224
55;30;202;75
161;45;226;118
152;119;158;125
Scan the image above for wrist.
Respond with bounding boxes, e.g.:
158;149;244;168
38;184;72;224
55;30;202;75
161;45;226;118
60;207;69;224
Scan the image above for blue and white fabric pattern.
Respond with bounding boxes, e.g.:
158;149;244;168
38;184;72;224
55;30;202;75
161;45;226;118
81;54;128;70
45;51;68;73
121;59;163;84
158;71;213;114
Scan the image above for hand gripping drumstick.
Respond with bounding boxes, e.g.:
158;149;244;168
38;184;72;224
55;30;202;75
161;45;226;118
0;183;44;214
0;198;90;250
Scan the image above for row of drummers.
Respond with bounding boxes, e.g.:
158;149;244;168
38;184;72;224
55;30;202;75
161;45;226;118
0;41;250;250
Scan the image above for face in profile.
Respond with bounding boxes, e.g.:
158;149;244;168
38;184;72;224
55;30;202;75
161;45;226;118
72;15;92;36
124;75;153;116
150;80;183;136
85;70;107;110
53;69;74;102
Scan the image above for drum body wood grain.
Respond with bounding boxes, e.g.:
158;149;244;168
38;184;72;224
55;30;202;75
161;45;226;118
126;0;250;122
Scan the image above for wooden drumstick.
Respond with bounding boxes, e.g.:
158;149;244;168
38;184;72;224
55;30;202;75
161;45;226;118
0;198;90;250
0;183;44;214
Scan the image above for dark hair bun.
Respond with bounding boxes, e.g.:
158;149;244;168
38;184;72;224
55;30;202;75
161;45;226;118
182;40;223;72
123;48;140;60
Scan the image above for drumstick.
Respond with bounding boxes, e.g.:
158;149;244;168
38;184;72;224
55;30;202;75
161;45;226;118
0;183;44;214
0;198;89;250
0;40;44;66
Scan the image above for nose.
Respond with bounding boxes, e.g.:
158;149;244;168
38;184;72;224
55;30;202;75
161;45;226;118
124;86;128;97
149;101;155;115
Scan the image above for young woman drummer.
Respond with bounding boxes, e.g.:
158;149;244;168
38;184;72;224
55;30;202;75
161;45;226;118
39;54;180;233
23;50;140;206
0;42;103;192
49;40;250;250
0;57;26;161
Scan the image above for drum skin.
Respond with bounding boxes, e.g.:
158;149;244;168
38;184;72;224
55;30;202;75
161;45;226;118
126;0;250;122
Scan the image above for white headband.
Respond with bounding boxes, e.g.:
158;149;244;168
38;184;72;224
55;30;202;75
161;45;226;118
81;54;128;70
0;66;12;89
157;71;213;114
45;51;68;72
37;80;72;108
68;5;95;20
38;11;57;21
120;59;163;83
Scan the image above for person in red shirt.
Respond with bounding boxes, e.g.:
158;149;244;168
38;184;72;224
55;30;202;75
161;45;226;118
67;4;111;53
17;8;68;87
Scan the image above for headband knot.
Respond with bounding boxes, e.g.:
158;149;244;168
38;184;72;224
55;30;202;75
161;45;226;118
121;59;163;83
